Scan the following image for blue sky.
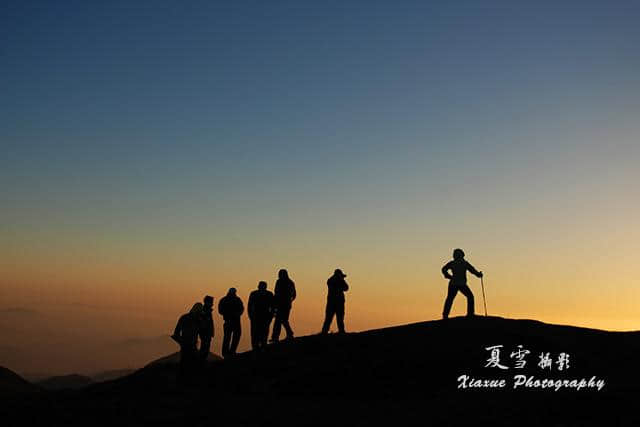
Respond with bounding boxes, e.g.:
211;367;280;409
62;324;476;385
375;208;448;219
3;0;639;261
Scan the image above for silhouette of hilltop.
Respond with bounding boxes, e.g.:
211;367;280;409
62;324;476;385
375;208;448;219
3;317;640;426
36;374;93;390
89;368;136;383
0;366;40;396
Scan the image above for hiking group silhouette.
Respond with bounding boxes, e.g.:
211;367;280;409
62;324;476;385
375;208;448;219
172;249;483;379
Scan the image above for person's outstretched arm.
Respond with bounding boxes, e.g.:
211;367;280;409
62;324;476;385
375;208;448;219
466;261;483;278
442;262;453;279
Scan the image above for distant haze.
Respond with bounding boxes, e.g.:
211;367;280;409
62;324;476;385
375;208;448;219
2;0;639;374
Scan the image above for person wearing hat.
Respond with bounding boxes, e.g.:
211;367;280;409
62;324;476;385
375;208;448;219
441;248;483;319
321;268;350;334
218;288;244;358
172;302;204;380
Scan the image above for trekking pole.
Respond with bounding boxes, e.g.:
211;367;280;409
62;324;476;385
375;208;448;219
480;276;488;316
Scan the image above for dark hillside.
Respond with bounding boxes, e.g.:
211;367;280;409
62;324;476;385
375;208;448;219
0;366;40;396
3;317;639;426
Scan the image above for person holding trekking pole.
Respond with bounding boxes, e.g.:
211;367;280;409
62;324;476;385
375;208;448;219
441;248;483;319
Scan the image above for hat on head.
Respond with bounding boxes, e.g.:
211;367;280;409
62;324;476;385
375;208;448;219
334;268;347;277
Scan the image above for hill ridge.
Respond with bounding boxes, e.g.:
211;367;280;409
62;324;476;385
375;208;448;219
5;316;640;426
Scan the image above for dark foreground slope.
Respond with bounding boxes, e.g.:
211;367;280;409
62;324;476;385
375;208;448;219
145;351;223;368
0;366;40;396
3;317;640;426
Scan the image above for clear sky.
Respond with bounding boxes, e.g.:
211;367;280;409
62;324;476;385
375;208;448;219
2;0;640;375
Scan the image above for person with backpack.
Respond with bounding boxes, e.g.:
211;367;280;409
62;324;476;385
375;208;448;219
271;269;296;342
441;248;483;319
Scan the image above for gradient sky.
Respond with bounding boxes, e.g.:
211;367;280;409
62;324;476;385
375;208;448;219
2;0;640;375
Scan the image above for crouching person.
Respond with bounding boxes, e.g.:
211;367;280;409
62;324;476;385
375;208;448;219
172;303;203;382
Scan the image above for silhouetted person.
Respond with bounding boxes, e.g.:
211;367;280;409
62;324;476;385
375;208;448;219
248;281;274;351
441;248;483;319
271;269;296;342
199;295;214;362
172;302;203;380
321;268;349;334
218;288;244;358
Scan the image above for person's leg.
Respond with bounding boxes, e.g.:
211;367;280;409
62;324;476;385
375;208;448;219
281;305;294;339
271;309;282;342
250;319;259;350
257;318;266;349
230;319;242;354
336;301;345;333
266;317;274;346
187;347;198;378
255;318;265;349
199;337;211;361
321;302;335;334
442;282;458;319
180;346;197;382
259;317;270;348
458;284;475;316
222;321;232;357
179;346;188;381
